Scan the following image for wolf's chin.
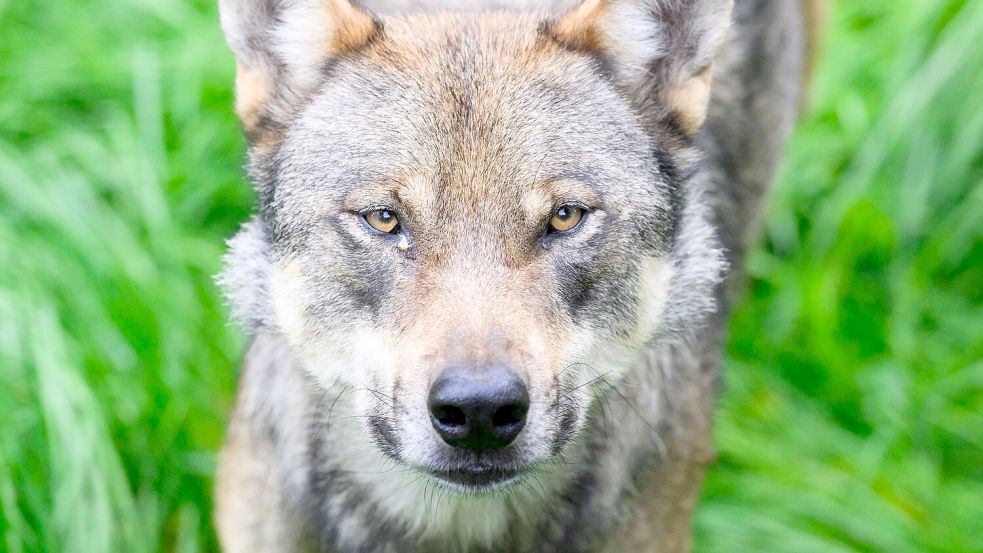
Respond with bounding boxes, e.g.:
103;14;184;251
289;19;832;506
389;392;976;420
426;465;526;494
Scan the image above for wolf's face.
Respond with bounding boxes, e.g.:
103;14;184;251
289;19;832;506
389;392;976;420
220;0;729;492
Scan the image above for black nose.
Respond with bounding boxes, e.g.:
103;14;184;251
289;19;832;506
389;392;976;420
428;365;529;453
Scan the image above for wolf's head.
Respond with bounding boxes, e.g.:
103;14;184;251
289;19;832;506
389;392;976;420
219;0;728;493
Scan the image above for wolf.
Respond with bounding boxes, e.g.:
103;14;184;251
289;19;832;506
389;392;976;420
214;0;819;551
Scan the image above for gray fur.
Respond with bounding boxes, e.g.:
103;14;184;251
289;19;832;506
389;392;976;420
216;217;274;330
215;0;807;551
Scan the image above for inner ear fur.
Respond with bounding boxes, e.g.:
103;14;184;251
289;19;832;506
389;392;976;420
219;0;381;141
545;0;733;136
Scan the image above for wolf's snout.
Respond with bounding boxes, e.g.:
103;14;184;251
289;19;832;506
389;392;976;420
427;365;529;453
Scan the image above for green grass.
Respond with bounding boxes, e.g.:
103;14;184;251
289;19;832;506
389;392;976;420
0;0;980;551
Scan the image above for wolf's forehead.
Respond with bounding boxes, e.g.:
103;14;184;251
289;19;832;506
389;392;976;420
278;11;655;209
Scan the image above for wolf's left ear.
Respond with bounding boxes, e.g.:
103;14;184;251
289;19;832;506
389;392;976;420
219;0;381;141
545;0;733;135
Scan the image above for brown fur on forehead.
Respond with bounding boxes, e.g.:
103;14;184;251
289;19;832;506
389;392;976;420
271;9;671;248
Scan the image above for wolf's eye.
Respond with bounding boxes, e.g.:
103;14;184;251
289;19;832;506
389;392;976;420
548;205;585;234
362;209;400;234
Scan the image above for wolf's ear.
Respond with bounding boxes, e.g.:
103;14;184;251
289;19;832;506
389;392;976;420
545;0;733;135
219;0;381;140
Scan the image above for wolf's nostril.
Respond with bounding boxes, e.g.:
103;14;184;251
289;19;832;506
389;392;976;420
491;403;526;428
433;404;467;427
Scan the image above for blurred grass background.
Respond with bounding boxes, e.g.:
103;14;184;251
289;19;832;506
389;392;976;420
0;0;980;551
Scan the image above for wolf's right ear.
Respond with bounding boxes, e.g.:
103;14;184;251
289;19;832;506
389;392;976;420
219;0;381;141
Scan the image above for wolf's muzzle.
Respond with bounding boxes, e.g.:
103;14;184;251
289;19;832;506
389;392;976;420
427;365;529;454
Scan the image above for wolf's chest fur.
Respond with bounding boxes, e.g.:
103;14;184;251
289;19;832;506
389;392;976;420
214;0;811;551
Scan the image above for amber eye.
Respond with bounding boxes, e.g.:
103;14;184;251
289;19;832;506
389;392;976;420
548;204;586;234
362;209;400;234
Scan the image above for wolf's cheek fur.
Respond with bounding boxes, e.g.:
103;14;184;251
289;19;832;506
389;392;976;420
554;254;675;431
265;253;399;393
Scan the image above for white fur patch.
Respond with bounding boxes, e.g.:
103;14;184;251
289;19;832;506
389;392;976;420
598;1;665;83
269;257;309;352
272;2;336;93
635;255;674;341
520;187;551;220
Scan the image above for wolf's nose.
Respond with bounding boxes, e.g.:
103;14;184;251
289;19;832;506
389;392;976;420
428;365;529;453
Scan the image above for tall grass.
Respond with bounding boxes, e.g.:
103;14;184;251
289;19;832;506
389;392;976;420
0;0;980;552
697;2;983;551
1;1;247;551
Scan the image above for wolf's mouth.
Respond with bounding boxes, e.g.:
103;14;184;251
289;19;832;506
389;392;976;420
428;464;523;491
